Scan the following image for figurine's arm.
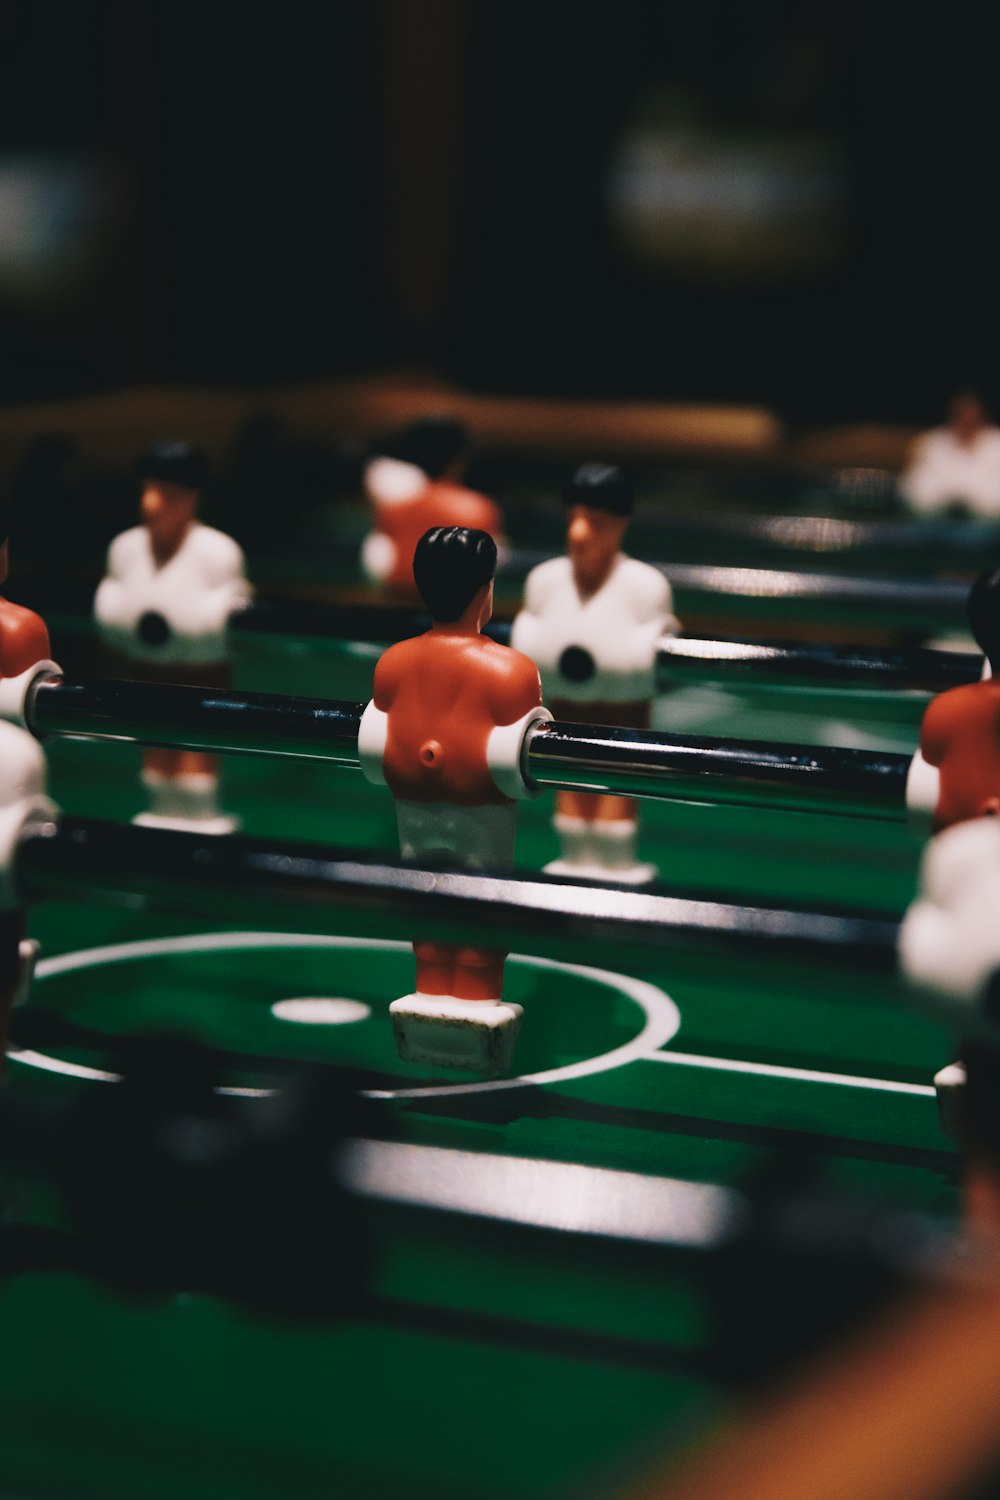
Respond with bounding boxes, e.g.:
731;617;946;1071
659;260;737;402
632;566;679;649
359;645;404;786
906;690;958;833
484;651;550;801
508;564;551;664
918;691;954;769
196;534;253;633
489;651;544;726
0;609;50;677
361;529;397;584
93;532;132;643
899;433;952;514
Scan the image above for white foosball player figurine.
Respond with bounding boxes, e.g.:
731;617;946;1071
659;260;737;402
511;463;677;883
95;441;251;834
0;721;56;1076
0;505;60;1071
359;525;549;1074
899;391;1000;519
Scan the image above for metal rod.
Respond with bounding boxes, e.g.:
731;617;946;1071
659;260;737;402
30;676;365;765
524;721;911;820
506;554;971;615
656;636;980;691
7;581;976;688
9;556;974;639
633;510;1000;560
234;603;977;691
15;816;901;966
28;675;915;819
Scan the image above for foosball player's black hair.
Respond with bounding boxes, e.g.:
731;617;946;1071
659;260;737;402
0;497;9;548
379;415;467;480
413;526;497;622
563;462;634;517
136;440;210;492
967;569;1000;675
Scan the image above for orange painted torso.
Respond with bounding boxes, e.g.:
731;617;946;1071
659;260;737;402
377;483;502;597
921;681;1000;831
0;597;51;679
374;632;541;805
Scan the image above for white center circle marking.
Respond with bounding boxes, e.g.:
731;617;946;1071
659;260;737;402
13;932;681;1100
272;997;372;1026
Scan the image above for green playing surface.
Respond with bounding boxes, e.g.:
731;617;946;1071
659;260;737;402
0;626;956;1500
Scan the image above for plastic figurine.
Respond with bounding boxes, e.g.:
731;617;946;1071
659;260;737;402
359;526;549;1073
511;462;677;882
908;569;1000;834
361;416;504;601
0;503;58;1068
899;391;1000;518
95;441;251;833
902;569;1000;1140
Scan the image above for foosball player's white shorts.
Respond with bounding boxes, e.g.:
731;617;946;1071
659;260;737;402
394;800;518;872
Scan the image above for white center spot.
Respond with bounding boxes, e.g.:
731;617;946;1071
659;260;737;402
271;997;372;1026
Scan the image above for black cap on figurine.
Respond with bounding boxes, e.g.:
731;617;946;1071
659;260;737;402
381;416;466;480
562;462;634;517
968;569;1000;676
0;497;10;547
136;440;209;492
413;526;496;622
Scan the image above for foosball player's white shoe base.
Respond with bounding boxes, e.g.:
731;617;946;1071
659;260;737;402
543;857;658;885
132;810;241;836
137;770;239;836
933;1060;967;1138
547;816;657;886
390;995;523;1074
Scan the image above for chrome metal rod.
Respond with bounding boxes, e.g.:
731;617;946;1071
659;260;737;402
27;675;914;818
525;721;911;820
30;676;365;766
507;553;971;614
15;817;901;967
633;510;1000;559
235;604;976;692
656;636;979;691
7;580;974;681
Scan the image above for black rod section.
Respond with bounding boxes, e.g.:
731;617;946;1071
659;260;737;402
15;817;901;968
29;676;366;765
525;722;911;820
657;636;980;691
640;509;1000;558
505;554;971;614
9;559;974;638
6;580;976;679
26;676;914;819
235;603;976;691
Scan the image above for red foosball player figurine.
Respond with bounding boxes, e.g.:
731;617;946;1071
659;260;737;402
0;503;59;1072
359;526;549;1073
902;569;1000;1150
361;416;504;602
908;568;1000;835
511;463;677;883
94;441;251;833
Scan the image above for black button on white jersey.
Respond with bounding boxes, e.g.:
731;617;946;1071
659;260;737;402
138;611;171;648
559;645;596;683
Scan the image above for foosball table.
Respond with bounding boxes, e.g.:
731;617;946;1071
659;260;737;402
0;383;993;1500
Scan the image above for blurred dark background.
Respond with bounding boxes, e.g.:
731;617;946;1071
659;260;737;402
0;1;994;425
